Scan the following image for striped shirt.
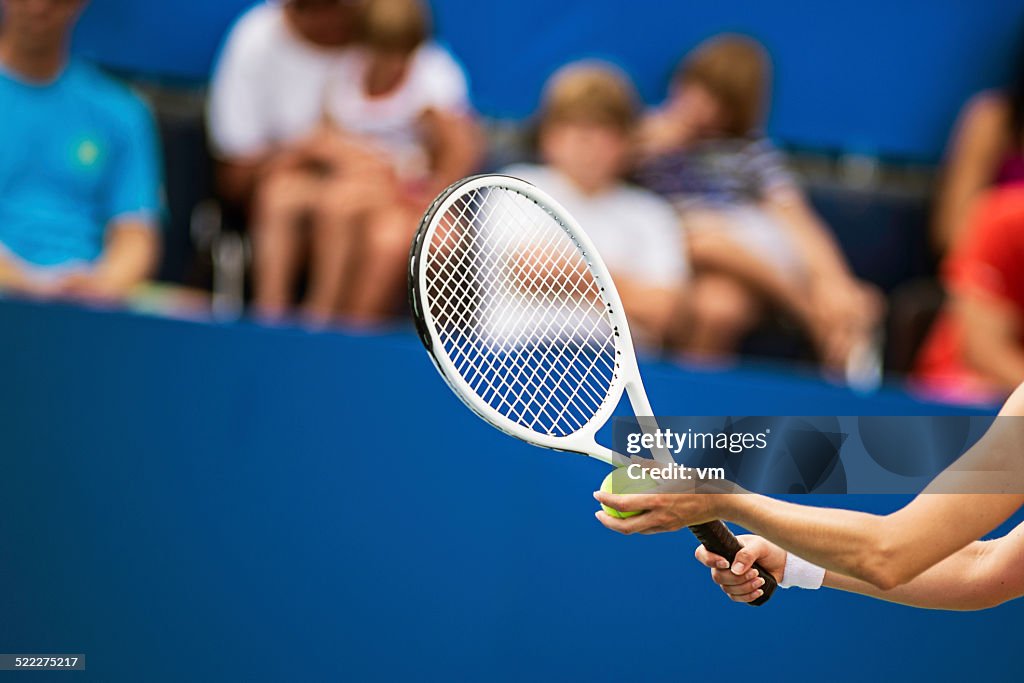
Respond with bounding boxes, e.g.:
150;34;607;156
635;137;797;210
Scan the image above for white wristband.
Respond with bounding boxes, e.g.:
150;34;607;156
779;553;826;589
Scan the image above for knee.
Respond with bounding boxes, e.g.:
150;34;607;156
691;277;759;338
253;171;313;224
366;209;416;262
685;220;749;267
316;176;399;225
315;185;360;225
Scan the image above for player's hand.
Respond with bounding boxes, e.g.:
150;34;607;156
594;460;739;534
592;489;727;535
695;535;786;604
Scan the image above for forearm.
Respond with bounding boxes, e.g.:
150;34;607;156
426;112;483;188
982;352;1024;394
933;191;976;254
931;95;1005;252
722;495;896;588
94;223;160;292
764;195;852;282
824;541;998;610
963;335;1024;392
0;250;31;291
721;490;1022;590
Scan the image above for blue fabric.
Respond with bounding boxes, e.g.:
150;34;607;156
71;0;1024;161
0;298;1014;682
0;60;162;267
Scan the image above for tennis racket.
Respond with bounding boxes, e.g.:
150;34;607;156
408;174;776;606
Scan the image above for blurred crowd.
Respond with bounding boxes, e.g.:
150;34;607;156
1;0;1023;404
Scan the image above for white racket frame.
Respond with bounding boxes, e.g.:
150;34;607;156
412;175;672;469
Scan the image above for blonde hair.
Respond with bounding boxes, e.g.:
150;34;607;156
360;0;430;53
540;62;639;133
675;34;770;136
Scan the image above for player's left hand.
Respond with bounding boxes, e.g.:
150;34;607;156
592;489;725;534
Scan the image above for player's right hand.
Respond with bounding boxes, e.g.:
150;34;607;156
694;534;786;604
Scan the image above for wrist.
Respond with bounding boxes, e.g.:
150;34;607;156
714;493;752;525
779;553;826;589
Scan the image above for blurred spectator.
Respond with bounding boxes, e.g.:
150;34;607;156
933;40;1024;252
634;35;881;370
208;0;364;322
915;185;1024;402
0;0;161;302
208;0;480;325
327;0;479;202
324;0;482;323
504;63;689;346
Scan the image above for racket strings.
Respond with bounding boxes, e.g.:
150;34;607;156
423;186;618;437
429;191;614;412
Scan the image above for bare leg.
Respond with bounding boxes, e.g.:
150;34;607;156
251;171;319;320
344;205;417;325
304;159;401;325
686;272;761;359
687;225;808;322
663;287;694;351
304;196;360;326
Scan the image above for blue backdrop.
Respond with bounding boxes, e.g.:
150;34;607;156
69;0;1024;161
0;299;1021;682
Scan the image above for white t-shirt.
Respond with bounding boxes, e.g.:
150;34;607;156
502;164;689;289
208;2;344;158
326;44;470;180
207;2;471;171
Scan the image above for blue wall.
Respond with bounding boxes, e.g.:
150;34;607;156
1;299;1021;681
69;0;1024;161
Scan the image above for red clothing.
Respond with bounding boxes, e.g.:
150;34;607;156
915;185;1024;401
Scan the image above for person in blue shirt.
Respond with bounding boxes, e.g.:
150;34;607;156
0;0;161;302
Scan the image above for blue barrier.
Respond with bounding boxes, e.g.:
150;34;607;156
70;0;1024;161
0;299;1020;681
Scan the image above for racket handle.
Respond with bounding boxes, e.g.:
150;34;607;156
689;521;777;606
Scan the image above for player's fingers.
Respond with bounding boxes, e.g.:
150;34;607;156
712;567;760;587
592;491;657;513
594;510;633;534
720;574;767;596
694;545;731;570
723;583;766;604
594;510;656;535
730;543;768;576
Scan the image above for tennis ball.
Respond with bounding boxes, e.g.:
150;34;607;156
600;466;658;519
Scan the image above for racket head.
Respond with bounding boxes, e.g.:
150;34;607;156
408;174;642;456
